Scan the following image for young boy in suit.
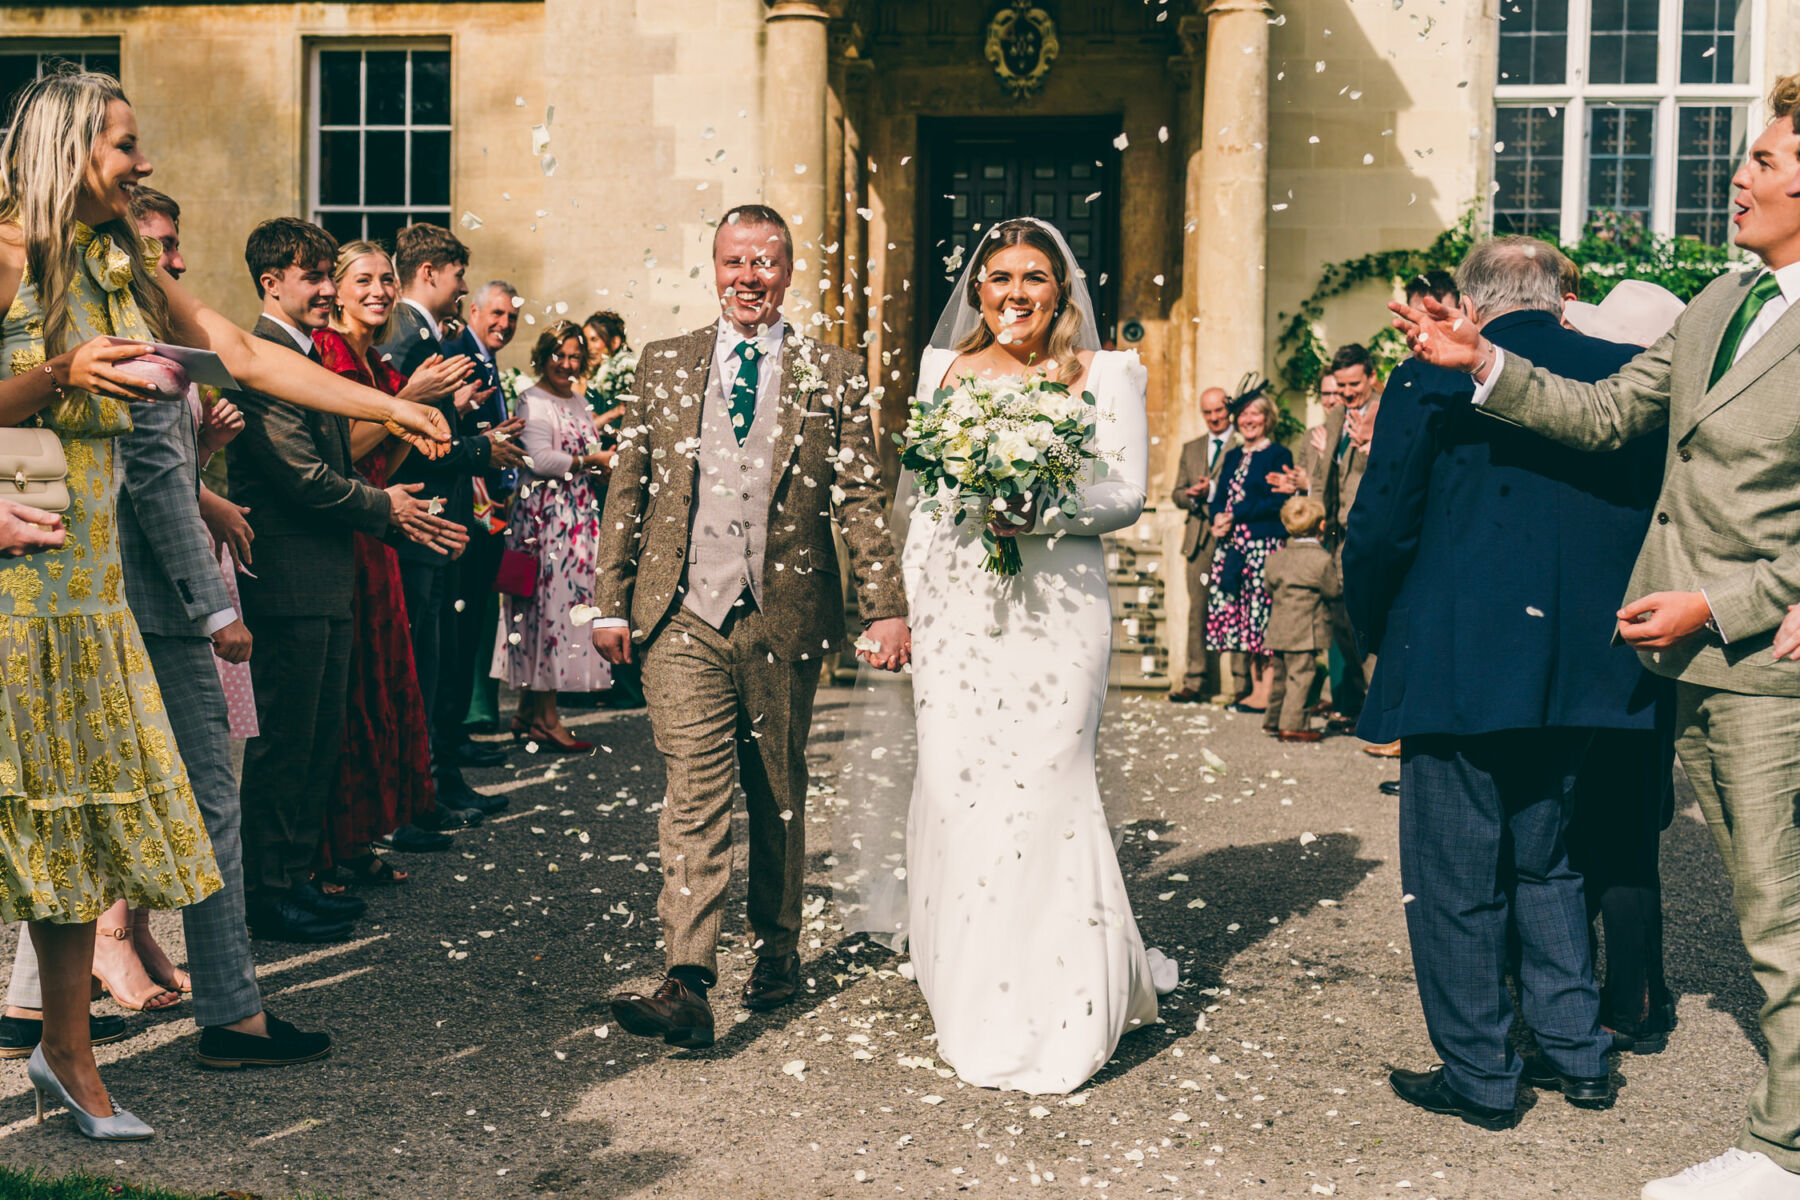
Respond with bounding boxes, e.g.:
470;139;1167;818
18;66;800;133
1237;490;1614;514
1262;495;1340;742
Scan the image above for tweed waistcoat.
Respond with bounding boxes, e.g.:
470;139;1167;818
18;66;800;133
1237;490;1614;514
683;343;783;628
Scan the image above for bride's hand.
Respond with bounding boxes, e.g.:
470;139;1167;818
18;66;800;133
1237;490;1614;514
856;617;911;673
988;492;1037;538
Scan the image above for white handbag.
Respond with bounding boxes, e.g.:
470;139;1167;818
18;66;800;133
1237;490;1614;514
0;427;71;513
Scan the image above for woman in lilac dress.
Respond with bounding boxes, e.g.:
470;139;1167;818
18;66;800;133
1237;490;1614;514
1204;391;1292;713
491;322;612;752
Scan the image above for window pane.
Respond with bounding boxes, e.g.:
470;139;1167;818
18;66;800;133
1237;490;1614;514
365;130;406;205
1033;163;1056;180
0;56;37;128
319;130;361;205
317;210;364;246
83;53;119;80
412;131;450;206
1680;0;1750;85
981;192;1006;218
1589;0;1660;84
1497;0;1568;85
365;51;408;125
1586;105;1656;228
1675;104;1746;244
1032;192;1056;219
412;50;450;125
318;50;361;127
1493;106;1565;236
366;211;409;250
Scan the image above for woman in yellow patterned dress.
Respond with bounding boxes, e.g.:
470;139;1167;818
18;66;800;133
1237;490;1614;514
0;70;452;1139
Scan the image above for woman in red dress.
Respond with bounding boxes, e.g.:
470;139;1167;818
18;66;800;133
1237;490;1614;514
312;241;471;883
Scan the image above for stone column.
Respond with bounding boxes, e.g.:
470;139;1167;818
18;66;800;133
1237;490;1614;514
1188;0;1271;447
763;0;831;329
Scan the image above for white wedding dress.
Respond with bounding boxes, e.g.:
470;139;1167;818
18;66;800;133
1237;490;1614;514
901;346;1163;1095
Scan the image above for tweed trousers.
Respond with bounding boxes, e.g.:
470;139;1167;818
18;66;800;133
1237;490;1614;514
1399;728;1611;1108
640;606;819;983
1181;551;1222;695
8;636;262;1027
1676;683;1800;1170
1263;651;1320;733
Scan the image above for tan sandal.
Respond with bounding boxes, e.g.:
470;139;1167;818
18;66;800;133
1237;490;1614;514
91;927;181;1013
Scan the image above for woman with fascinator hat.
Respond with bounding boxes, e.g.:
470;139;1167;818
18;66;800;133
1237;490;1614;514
835;217;1175;1095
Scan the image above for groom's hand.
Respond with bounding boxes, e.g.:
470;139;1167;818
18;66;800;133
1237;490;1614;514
858;617;911;673
593;624;634;665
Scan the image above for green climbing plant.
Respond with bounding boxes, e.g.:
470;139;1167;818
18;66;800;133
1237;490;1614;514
1272;207;1739;417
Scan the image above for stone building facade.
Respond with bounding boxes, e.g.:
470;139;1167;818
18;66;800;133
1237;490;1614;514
7;0;1797;681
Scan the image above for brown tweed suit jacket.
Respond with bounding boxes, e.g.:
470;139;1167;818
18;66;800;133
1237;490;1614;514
594;324;906;661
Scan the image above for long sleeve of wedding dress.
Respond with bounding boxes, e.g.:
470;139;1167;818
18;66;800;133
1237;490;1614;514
901;350;1164;1097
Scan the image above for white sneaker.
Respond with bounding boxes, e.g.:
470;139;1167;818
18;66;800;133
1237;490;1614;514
1643;1148;1800;1199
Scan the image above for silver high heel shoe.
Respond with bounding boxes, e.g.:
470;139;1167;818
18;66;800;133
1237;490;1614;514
26;1044;153;1140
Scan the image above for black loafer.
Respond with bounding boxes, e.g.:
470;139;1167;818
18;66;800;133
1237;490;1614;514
1522;1055;1614;1104
457;790;510;816
454;741;508;769
415;805;483;831
1388;1066;1515;1129
741;953;802;1013
1379;780;1401;797
246;897;354;943
381;824;453;853
293;879;367;921
196;1014;332;1070
0;1013;129;1059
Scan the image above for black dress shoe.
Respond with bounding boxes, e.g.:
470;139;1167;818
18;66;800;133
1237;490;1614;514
1522;1055;1613;1104
196;1014;332;1070
611;977;715;1048
438;779;508;816
0;1013;129;1059
246;897;354;943
381;824;453;853
454;740;508;769
293;879;367;921
415;805;483;831
741;953;802;1013
1388;1066;1515;1129
1379;780;1401;797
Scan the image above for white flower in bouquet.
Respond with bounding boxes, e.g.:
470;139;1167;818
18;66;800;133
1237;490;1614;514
896;370;1103;576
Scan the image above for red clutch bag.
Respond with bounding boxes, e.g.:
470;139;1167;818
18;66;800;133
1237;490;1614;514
493;549;539;598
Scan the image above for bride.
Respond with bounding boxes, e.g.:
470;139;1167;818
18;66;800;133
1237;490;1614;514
861;217;1168;1095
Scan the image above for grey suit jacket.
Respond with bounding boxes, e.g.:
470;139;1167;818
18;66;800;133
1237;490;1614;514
229;316;391;619
117;387;231;639
1172;431;1237;561
1298;405;1369;546
1483;268;1800;696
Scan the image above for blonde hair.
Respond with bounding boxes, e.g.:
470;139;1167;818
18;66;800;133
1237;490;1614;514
1280;494;1327;537
0;68;168;356
1235;392;1281;436
954;219;1085;384
330;239;397;345
1771;73;1800;132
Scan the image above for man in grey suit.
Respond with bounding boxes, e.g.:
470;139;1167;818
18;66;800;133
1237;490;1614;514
1;193;330;1069
1168;386;1236;703
1392;73;1800;1200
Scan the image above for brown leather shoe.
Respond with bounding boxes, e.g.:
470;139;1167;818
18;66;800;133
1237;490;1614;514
1363;740;1402;758
1279;730;1324;743
610;977;714;1048
1167;688;1204;704
741;953;802;1013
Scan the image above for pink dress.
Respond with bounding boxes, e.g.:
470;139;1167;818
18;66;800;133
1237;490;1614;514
189;387;258;739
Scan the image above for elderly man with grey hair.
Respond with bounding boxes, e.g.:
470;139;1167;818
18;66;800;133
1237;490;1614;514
1345;234;1666;1130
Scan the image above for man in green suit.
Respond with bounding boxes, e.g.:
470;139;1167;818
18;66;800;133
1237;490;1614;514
1391;74;1800;1200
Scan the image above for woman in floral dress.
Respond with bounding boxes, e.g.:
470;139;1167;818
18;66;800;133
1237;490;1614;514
1204;391;1292;713
491;322;612;751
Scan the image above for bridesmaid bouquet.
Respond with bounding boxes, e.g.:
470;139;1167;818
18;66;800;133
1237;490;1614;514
897;372;1100;576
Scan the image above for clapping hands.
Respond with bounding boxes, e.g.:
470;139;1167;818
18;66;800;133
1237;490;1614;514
1388;295;1493;377
198;395;244;456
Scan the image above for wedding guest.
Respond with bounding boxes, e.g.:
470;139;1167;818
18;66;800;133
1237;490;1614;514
1168;386;1236;705
1260;495;1339;742
578;309;645;711
492;321;612;750
378;223;521;819
232;217;470;942
1204;388;1291;713
316;240;465;875
5;183;332;1071
0;70;444;1138
440;280;522;766
1352;235;1665;1129
1405;269;1459;309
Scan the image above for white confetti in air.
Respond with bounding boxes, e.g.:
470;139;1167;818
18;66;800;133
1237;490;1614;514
459;212;484;231
531;124;551;156
1113;132;1130;150
541;155;558;177
1526;605;1545;617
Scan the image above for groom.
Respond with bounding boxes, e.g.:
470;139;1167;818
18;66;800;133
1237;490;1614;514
592;204;909;1048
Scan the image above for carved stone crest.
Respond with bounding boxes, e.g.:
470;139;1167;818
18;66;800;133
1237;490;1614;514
985;1;1060;98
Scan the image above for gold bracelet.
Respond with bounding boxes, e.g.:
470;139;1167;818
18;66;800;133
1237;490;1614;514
39;361;65;399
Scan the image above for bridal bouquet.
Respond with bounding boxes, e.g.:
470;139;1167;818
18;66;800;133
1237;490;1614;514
897;372;1099;576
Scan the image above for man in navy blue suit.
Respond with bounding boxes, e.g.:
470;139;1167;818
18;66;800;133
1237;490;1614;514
1344;236;1665;1126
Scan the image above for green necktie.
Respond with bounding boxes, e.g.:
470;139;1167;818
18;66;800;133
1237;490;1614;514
1710;272;1784;388
729;341;761;444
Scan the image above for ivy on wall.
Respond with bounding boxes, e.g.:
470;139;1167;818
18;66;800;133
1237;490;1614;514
1272;208;1740;417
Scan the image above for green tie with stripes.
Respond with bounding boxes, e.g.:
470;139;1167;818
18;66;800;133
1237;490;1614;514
730;341;761;444
1710;272;1783;389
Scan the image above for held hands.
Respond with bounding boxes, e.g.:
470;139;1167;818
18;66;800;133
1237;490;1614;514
211;617;252;665
384;402;454;461
198;396;245;456
0;499;66;557
397;353;474;405
1617;591;1714;650
856;617;912;673
385;482;470;555
198;487;254;566
987;492;1038;539
453;379;497;416
1388;295;1495;378
592;624;632;666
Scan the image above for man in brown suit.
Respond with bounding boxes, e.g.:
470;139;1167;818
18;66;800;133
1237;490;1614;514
1168;386;1237;703
593;206;908;1048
